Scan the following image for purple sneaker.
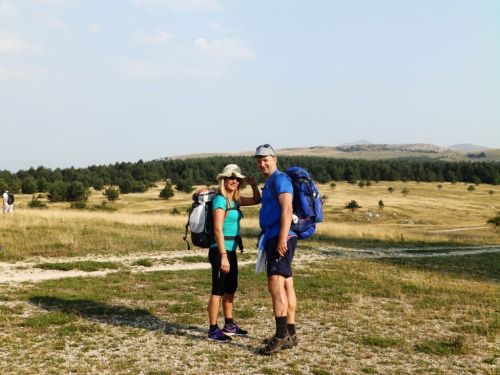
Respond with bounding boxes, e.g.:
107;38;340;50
222;322;248;336
208;327;231;343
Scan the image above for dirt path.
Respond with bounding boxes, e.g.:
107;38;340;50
0;250;226;285
1;246;500;285
318;245;500;259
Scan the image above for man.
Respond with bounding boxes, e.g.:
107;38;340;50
3;188;13;216
253;144;299;355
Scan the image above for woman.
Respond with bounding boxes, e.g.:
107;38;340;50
207;164;261;342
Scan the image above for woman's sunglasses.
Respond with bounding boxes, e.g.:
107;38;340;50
227;176;242;182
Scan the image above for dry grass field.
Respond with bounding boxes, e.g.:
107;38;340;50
3;180;500;260
1;180;500;374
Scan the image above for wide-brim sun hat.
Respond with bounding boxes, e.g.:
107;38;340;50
216;164;246;182
252;143;276;158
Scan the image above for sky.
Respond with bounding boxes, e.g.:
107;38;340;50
1;0;499;171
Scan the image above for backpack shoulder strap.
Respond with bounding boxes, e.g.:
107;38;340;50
213;194;231;220
223;197;243;219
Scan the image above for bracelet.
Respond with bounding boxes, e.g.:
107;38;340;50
220;252;227;256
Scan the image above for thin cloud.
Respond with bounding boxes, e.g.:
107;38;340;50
30;0;81;7
115;37;256;79
88;23;102;36
194;37;257;61
0;32;44;53
0;65;45;81
32;11;69;30
132;28;174;45
133;0;224;12
0;1;15;15
208;22;232;33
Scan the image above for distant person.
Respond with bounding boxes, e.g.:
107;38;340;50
205;164;261;342
3;188;14;216
253;144;299;355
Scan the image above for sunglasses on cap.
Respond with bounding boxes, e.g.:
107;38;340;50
226;176;242;182
256;143;275;152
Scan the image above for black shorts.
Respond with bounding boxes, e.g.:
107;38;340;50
208;247;238;296
265;235;297;278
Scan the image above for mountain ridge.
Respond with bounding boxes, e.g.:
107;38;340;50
163;143;500;163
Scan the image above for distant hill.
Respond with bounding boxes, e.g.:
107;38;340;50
163;143;500;163
337;143;450;153
339;139;372;146
447;144;491;152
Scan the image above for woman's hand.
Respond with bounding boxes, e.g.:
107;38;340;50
245;175;257;186
221;255;230;273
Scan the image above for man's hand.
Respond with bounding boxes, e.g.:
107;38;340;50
276;238;288;257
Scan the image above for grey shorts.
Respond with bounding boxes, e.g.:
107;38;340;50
3;205;13;214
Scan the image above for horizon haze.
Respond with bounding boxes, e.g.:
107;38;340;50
1;1;499;172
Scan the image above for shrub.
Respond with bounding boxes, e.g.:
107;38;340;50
27;197;48;209
103;187;120;203
378;199;384;209
175;179;195;194
159;181;174;200
70;201;87;210
118;179;135;194
118;179;148;194
487;212;500;232
344;200;361;213
90;202;118;212
67;181;90;202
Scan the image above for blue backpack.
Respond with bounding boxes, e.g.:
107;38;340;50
272;167;323;239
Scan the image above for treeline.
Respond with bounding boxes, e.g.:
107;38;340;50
467;152;486;159
2;156;500;198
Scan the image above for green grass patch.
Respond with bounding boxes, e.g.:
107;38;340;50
0;304;24;315
133;259;154;267
362;336;405;348
177;256;206;263
36;261;120;272
361;368;377;374
21;311;78;329
378;252;500;281
415;336;468;356
457;314;500;337
56;323;103;336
